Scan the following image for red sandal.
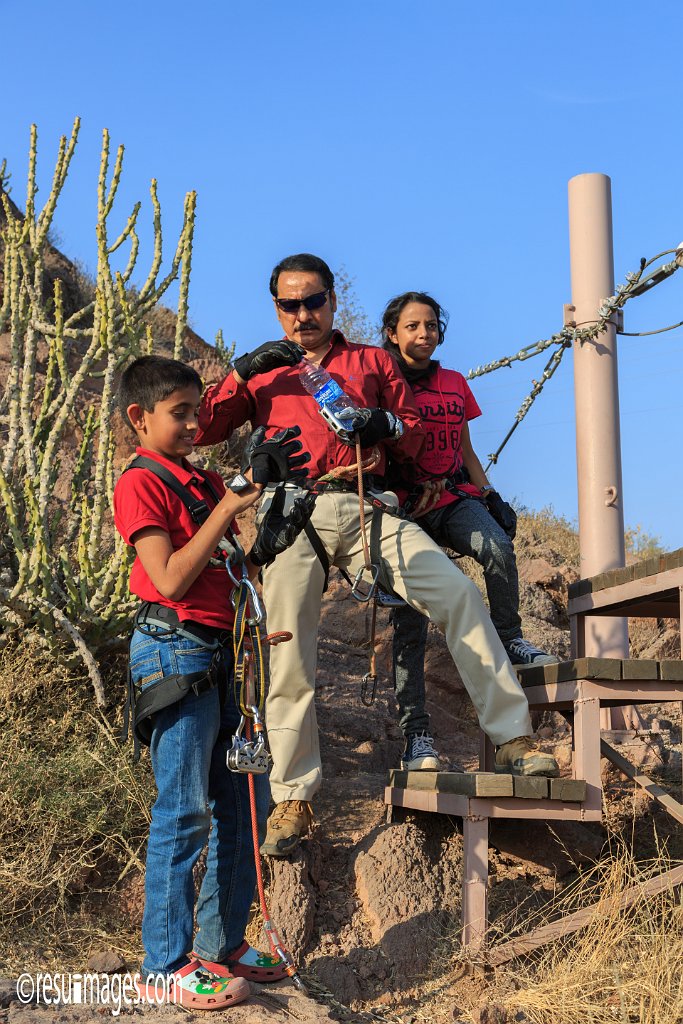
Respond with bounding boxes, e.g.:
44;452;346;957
194;942;288;983
135;958;250;1009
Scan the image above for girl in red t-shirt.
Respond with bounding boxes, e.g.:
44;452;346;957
381;291;557;770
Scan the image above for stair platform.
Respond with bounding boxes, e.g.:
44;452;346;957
386;657;683;954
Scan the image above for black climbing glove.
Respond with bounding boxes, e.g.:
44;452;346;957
242;425;310;485
233;340;305;381
250;487;318;567
347;408;404;448
485;490;517;540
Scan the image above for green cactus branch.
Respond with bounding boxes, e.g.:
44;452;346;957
0;121;198;699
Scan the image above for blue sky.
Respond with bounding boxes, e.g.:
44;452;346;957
3;1;682;548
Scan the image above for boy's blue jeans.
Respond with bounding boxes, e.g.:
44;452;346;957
130;626;270;977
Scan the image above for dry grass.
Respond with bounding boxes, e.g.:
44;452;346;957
492;845;683;1024
0;634;153;971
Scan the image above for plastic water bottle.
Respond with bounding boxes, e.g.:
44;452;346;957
298;358;358;421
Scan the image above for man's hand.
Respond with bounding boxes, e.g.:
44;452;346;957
243;425;310;485
233;340;304;382
484;490;517;540
250;487;317;567
348;408;403;448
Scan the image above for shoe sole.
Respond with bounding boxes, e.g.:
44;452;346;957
495;760;560;778
400;757;440;771
259;835;303;858
508;655;560;666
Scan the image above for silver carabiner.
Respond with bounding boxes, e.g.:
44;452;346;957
227;555;248;586
351;563;379;603
226;714;271;774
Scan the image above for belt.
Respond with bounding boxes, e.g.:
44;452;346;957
135;602;231;647
317;473;386;494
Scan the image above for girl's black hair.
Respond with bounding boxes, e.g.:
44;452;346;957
380;291;448;353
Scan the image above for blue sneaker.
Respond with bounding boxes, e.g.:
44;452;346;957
401;731;440;771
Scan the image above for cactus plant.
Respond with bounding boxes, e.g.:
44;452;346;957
0;119;197;704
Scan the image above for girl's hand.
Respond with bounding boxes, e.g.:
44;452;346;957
413;478;446;517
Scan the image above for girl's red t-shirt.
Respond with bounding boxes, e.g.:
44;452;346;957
408;366;482;512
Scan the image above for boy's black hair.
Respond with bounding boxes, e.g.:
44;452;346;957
118;355;203;427
269;253;335;296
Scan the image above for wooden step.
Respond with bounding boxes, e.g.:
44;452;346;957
388;770;513;796
387;771;587;802
567;547;683;598
516;657;679;687
516;657;622;687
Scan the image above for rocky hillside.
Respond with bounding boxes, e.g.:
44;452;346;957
1;217;680;1024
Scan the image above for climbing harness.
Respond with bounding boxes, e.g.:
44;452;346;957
225;554;306;992
124;455;245;565
119;457;246;757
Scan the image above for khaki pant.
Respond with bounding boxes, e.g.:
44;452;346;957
261;489;532;803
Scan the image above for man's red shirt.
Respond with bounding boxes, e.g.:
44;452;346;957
113;447;237;629
195;332;426;477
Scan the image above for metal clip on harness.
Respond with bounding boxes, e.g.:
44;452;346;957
227;706;272;774
351;563;379;603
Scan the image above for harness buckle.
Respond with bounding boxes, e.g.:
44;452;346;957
360;672;378;706
376;588;406;608
227;714;272;774
351;563;379;603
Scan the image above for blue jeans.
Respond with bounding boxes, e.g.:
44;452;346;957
129;626;270;977
392;497;522;735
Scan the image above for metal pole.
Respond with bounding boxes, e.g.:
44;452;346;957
568;174;629;727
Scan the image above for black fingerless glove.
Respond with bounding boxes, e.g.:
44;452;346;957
233;340;304;381
242;425;310;485
348;408;404;447
485;490;517;540
250;487;317;567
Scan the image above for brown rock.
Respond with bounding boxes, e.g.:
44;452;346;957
353;821;462;981
519;558;563;589
262;844;320;954
85;950;127;974
490;819;603;878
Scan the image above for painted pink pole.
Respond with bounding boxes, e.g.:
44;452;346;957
568;175;628;721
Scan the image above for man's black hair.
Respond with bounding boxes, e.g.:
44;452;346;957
118;355;203;428
269;253;335;296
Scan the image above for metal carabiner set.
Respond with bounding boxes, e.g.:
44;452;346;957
225;556;271;774
227;704;272;774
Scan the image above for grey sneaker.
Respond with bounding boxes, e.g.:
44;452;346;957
401;731;440;771
504;637;559;666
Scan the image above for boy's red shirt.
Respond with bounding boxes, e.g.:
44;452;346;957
113;447;238;629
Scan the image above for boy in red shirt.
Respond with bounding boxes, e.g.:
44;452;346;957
382;292;558;773
113;355;312;1009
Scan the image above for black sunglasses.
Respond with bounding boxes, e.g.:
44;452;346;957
274;289;329;314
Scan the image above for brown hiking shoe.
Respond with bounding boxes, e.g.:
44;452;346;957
260;800;314;858
495;736;560;777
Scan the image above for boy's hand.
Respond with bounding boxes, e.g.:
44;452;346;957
233;340;304;382
243;425;310;485
250;487;317;567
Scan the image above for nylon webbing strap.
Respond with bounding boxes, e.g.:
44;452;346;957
304;520;330;593
232;580;266;716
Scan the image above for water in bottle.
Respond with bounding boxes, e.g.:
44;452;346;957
298;358;358;420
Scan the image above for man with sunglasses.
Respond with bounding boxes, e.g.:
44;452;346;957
196;253;558;857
